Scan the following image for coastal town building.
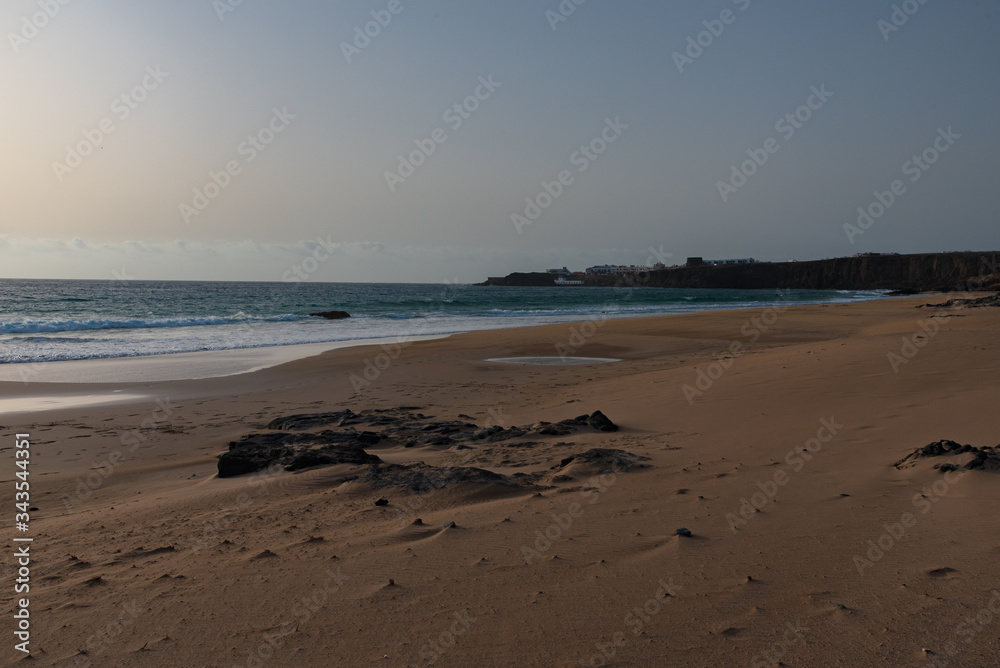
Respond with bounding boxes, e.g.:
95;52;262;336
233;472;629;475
585;264;654;275
687;257;760;267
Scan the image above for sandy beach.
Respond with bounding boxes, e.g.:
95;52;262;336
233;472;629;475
3;295;999;667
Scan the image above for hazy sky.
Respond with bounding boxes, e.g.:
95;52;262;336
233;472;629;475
1;0;998;283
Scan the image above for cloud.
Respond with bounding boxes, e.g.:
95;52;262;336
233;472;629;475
0;237;381;256
0;236;669;283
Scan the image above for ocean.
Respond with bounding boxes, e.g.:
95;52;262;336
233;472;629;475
0;279;886;365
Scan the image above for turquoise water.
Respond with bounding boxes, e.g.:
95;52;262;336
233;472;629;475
0;279;885;364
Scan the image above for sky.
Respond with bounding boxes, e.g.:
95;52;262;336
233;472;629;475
1;0;998;283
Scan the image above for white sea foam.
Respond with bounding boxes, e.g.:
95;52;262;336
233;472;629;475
0;280;887;366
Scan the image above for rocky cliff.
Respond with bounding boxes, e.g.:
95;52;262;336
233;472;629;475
477;252;1000;292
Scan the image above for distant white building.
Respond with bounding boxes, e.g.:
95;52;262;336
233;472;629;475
709;258;758;266
585;264;653;275
546;267;573;276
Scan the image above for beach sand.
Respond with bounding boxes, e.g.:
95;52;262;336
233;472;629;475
3;296;999;667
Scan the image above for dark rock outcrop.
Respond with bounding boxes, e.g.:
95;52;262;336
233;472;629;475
284;442;381;472
310;311;351;319
559;448;648;473
533;412;618;436
363;462;542;491
218;407;625;479
922;293;1000;309
218;429;381;478
893;440;1000;472
218;439;293;478
476;272;556;287
266;410;358;431
587;411;619;432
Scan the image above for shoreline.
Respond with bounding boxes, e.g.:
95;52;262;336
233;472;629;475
0;334;448;386
5;294;1000;666
0;291;899;387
